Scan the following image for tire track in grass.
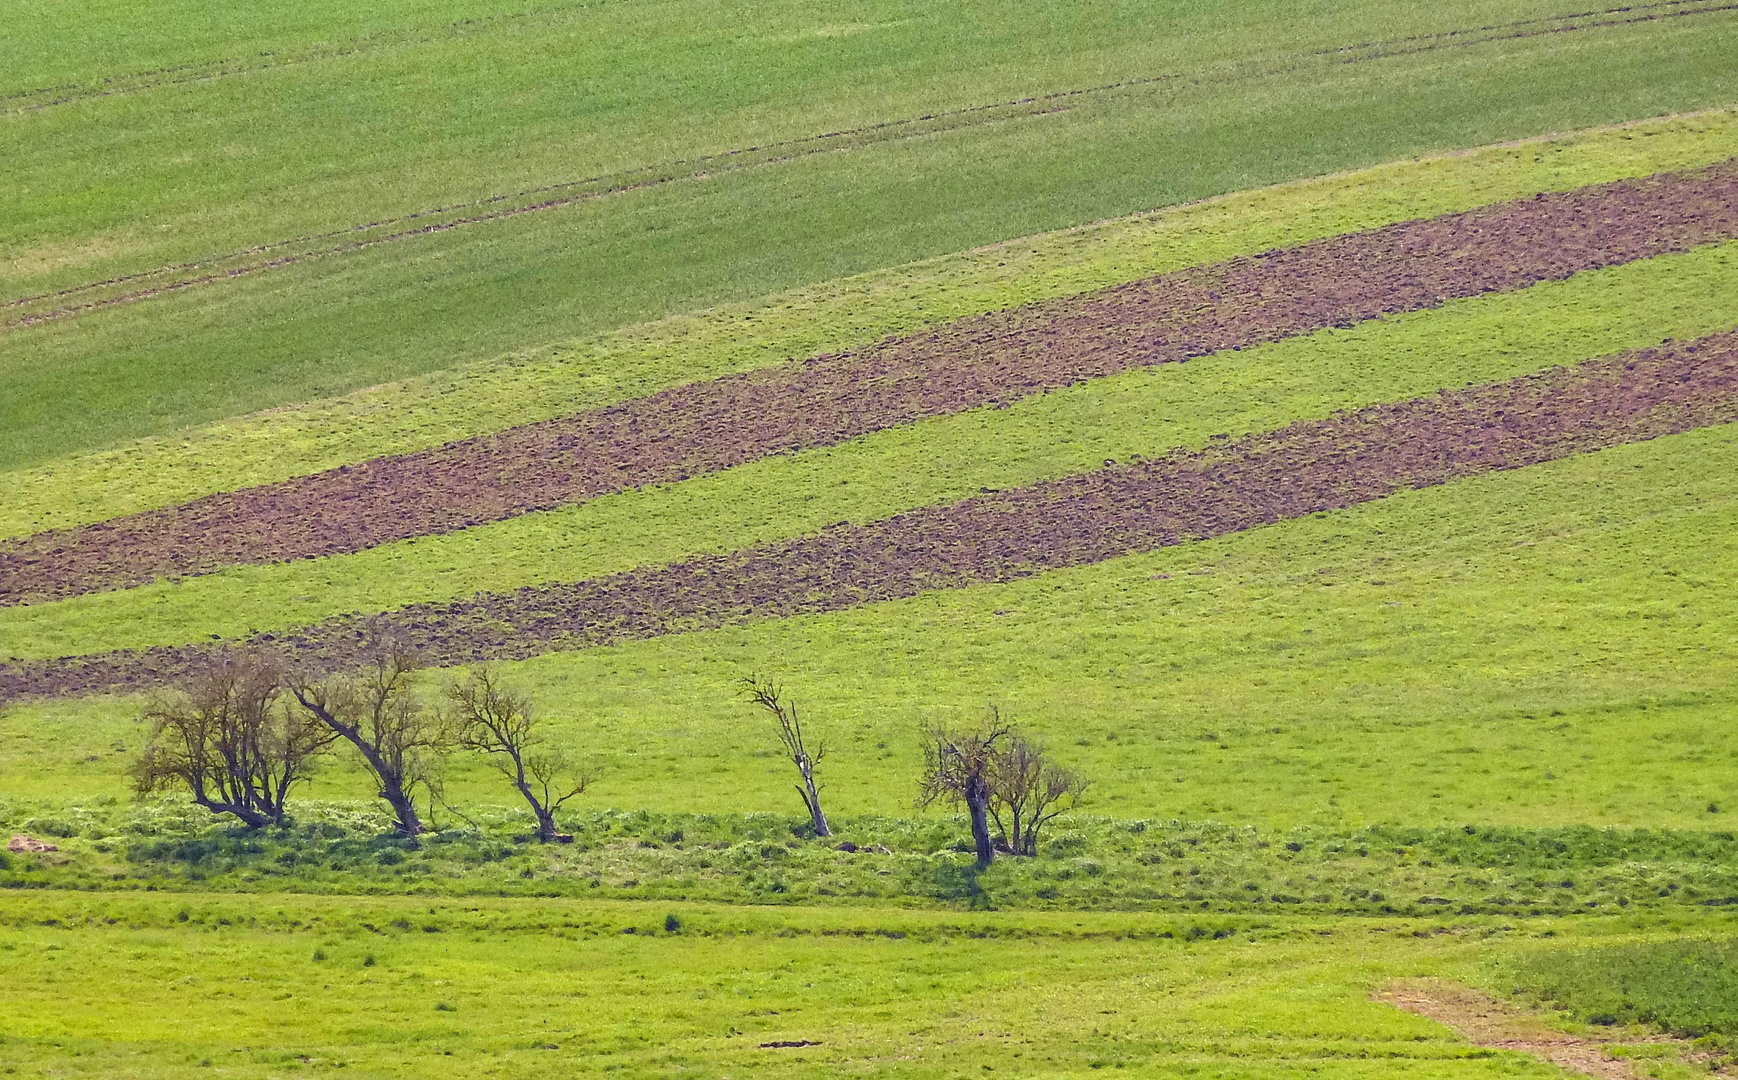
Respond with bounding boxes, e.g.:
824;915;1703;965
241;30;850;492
7;0;1735;329
3;162;1737;608
1;0;1719;118
5;329;1736;702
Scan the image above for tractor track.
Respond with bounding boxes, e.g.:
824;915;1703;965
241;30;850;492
6;0;1732;332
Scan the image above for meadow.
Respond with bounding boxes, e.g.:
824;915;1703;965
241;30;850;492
5;1;1738;1076
0;891;1732;1080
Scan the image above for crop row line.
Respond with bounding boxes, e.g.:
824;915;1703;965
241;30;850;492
8;0;1731;331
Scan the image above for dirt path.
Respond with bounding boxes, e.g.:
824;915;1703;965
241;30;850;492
5;328;1735;702
1378;979;1691;1079
5;161;1738;610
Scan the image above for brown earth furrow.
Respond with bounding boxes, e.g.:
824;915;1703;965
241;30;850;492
5;330;1735;703
5;163;1738;611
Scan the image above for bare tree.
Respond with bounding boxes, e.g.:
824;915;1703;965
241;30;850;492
132;651;334;828
919;710;1011;867
739;676;830;837
989;734;1089;856
445;666;591;842
290;649;446;838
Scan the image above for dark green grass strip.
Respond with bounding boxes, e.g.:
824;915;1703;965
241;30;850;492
1507;940;1738;1038
12;0;1736;329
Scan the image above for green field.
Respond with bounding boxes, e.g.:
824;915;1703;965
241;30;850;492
0;892;1731;1080
5;0;1738;1076
4;0;1738;469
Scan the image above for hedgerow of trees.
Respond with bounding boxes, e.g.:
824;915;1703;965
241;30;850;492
136;653;1085;859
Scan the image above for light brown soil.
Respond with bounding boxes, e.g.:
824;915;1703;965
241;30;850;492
1378;978;1712;1079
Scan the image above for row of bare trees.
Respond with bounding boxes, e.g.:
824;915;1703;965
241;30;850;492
134;649;588;841
136;652;1086;861
741;679;1087;866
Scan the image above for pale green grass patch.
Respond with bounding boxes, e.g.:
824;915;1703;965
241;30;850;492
0;890;1682;1079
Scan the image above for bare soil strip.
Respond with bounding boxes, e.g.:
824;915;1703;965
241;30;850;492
5;330;1735;703
1378;978;1717;1079
9;0;1733;330
5;164;1738;612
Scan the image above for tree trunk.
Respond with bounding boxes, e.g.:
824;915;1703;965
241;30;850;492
195;795;271;830
798;762;831;837
966;783;994;867
378;779;423;837
517;779;559;841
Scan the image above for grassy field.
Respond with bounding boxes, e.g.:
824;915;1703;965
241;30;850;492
3;0;1737;468
0;890;1729;1079
6;2;1738;1076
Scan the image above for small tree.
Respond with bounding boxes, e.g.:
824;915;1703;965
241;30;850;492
739;676;830;837
290;648;446;838
132;651;333;828
445;666;591;842
989;734;1088;856
919;711;1011;867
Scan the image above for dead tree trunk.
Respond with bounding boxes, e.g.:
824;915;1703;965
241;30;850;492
740;676;831;837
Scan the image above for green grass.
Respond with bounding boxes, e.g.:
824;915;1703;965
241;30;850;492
7;237;1738;660
2;0;1736;472
1507;939;1738;1032
0;889;1716;1079
1504;939;1738;1042
7;7;1738;1077
5;798;1738;916
7;423;1736;825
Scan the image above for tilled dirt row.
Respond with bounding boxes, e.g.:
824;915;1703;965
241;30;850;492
6;330;1736;703
5;162;1738;609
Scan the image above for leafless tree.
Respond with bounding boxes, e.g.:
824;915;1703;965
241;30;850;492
290;648;447;838
919;710;1012;867
132;651;334;828
739;676;830;837
445;666;591;842
989;734;1089;856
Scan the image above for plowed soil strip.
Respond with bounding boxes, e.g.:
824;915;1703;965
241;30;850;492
5;330;1736;702
5;163;1738;610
